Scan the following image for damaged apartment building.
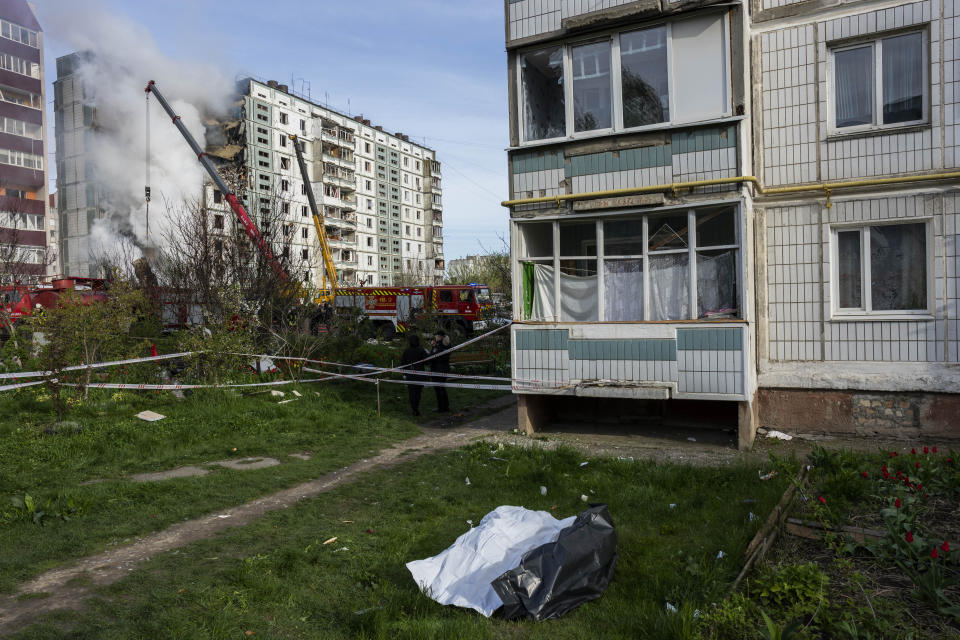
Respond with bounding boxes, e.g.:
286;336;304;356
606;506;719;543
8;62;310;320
208;78;445;288
504;0;959;445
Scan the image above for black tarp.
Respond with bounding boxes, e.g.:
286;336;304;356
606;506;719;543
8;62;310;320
491;504;618;620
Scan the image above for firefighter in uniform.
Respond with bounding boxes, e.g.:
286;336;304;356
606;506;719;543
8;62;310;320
400;334;428;416
429;329;451;413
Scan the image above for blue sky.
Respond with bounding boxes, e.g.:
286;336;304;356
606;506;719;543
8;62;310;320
34;0;511;261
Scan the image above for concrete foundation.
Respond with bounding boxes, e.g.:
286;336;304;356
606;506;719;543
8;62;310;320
759;389;960;440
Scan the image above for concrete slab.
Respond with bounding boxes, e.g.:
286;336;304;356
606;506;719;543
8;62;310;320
211;457;281;471
288;452;312;461
130;466;210;482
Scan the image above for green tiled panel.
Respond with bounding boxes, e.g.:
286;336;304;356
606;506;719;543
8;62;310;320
510;150;563;175
676;328;743;351
516;329;569;351
567;339;676;361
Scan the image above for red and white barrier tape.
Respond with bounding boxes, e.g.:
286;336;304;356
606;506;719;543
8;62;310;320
0;351;194;380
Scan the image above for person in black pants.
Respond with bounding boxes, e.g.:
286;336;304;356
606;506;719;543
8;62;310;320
429;329;451;413
400;334;428;416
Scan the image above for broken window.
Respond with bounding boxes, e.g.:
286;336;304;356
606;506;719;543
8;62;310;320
213;215;224;229
834;222;928;314
521;47;565;141
620;26;669;127
572;41;612;132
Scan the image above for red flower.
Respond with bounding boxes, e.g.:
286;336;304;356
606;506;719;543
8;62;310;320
818;496;826;505
895;498;901;508
906;531;914;543
911;448;917;455
916;462;921;469
942;541;951;553
882;465;888;474
931;547;940;560
861;471;868;478
917;483;923;491
949;458;954;464
933;446;938;454
890;452;899;458
924;446;929;454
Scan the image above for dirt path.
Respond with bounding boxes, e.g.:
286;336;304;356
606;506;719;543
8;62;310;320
0;393;936;635
0;423;497;635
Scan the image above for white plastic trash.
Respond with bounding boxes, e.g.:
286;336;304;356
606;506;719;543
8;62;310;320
406;506;576;617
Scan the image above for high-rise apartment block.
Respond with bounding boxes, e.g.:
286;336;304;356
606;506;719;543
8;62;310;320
223;78;444;287
504;0;959;444
0;0;50;282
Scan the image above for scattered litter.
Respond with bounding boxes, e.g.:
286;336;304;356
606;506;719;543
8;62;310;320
686;437;697;442
323;537;338;545
716;550;725;560
666;602;678;613
669;503;677;509
765;430;793;441
540;486;548;496
579;462;589;467
693;609;701;620
270;390;285;398
757;427;768;435
465;477;471;486
135;410;165;422
748;512;757;522
341;520;354;524
251;356;275;372
759;470;777;481
277;399;297;404
467;520;473;527
616;456;635;462
581;494;589;502
490;456;507;462
291;390;302;397
335;547;349;552
217;514;231;519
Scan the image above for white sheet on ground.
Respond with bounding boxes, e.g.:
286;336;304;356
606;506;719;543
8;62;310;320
406;505;576;617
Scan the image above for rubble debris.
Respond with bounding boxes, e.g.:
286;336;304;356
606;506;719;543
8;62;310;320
136;410;165;422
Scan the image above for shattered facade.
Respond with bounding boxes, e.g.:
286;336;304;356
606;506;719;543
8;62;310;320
212;79;444;288
0;0;51;282
504;0;960;444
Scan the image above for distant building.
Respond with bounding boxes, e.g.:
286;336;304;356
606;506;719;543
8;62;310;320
0;0;49;282
447;254;482;276
52;52;100;277
503;0;959;445
211;78;445;287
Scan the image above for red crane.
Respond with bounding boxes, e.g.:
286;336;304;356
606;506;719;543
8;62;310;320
144;80;288;282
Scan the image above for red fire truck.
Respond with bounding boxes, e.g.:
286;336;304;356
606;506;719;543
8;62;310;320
1;277;108;335
333;284;492;338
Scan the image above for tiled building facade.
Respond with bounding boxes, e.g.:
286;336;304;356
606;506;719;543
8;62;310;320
504;0;959;446
226;79;444;288
0;0;50;282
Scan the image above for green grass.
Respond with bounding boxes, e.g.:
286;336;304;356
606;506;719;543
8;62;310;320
8;443;795;639
0;379;505;594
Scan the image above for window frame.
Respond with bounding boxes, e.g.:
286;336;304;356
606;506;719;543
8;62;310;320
515;11;731;146
514;204;743;322
829;218;934;320
826;29;929;135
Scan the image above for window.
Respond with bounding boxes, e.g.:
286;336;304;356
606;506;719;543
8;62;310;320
364;161;372;171
367;237;373;247
368;256;373;265
406;242;411;251
830;31;927;131
403;157;409;167
0;53;39;78
280;157;290;170
279;135;287;147
1;19;39;48
213;189;222;204
300;119;306;132
213;214;224;229
833;222;929;315
439;290;453;303
301;205;308;216
517;207;740;322
1;116;42;140
365;180;372;190
518;14;729;144
416;228;421;237
365;142;371;153
281;179;289;191
282;202;290;214
279;112;288;125
302;249;309;260
0;147;42;169
302;227;308;239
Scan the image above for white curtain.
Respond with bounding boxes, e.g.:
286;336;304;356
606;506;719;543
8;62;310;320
882;33;923;123
604;260;643;321
835;46;873;126
560;271;599;322
696;251;737;318
649;254;689;320
531;264;556;320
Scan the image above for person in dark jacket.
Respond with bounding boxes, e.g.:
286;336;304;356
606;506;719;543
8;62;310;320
429;329;451;413
400;334;429;416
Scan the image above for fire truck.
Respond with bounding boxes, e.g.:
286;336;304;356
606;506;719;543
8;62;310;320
1;277;108;335
333;284;492;338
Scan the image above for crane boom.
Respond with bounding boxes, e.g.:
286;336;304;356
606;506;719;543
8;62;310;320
289;134;337;299
144;80;288;283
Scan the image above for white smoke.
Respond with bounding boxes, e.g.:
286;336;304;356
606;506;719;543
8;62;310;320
40;1;236;263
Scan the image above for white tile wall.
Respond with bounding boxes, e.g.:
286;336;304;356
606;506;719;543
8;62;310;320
765;195;959;363
513;168;565;198
508;0;637;42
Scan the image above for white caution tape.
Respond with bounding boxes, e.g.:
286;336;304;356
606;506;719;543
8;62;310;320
301;367;511;391
0;351;195;380
0;379;46;392
60;376;335;391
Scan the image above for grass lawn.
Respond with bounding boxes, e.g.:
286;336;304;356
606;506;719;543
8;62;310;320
0;378;505;594
8;443;796;639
